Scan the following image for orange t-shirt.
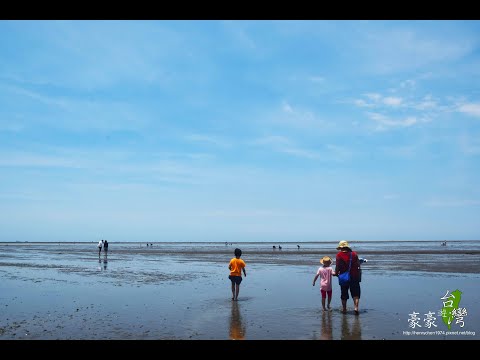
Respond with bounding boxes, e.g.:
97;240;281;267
229;257;246;277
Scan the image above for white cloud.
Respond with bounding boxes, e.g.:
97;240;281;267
415;95;437;110
253;135;290;147
368;112;417;130
352;88;448;130
354;93;403;108
424;199;480;207
3;21;188;90
309;76;325;83
3;84;149;133
221;20;257;51
383;194;399;200
458;133;480;155
282;102;294;113
252;135;320;159
324;144;352;161
365;93;382;102
281;147;320;159
0;192;45;201
0;119;24;132
361;28;474;74
200;209;285;218
400;79;416;89
6;84;69;109
252;136;353;161
0;153;81;168
383;96;403;107
273;102;330;131
184;134;231;148
458;103;480;117
381;145;417;158
0;148;215;187
353;99;371;107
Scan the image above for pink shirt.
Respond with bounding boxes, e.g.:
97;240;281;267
316;266;334;291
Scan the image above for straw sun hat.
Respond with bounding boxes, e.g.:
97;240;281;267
320;256;332;265
336;240;351;250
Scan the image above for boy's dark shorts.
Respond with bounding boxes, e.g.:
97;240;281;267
228;275;242;285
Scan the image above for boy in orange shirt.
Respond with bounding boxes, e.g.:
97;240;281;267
228;248;247;301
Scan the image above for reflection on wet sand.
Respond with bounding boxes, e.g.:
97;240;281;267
320;311;333;340
341;312;361;340
98;254;108;270
229;301;245;340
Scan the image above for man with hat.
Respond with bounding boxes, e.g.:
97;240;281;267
335;240;362;315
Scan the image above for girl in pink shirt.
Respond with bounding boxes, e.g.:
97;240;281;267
312;256;336;311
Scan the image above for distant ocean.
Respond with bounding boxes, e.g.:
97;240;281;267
3;239;480;252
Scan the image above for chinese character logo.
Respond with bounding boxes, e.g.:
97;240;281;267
440;289;463;330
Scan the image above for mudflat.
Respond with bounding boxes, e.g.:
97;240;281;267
0;242;478;340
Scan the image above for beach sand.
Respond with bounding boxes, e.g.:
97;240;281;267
0;243;478;340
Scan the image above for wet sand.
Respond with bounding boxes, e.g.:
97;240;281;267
0;243;479;340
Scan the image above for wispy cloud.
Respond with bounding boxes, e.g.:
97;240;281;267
352;85;457;132
0;152;81;168
5;84;69;109
271;101;330;131
354;93;404;109
308;76;325;83
280;147;320;159
383;194;399;200
400;79;416;89
365;93;382;102
458;103;480;117
251;135;353;161
381;144;418;158
221;21;257;51
1;21;183;89
2;84;149;132
414;95;437;110
359;26;475;74
424;199;480;207
458;133;480;155
0;148;207;186
0;119;24;132
200;209;287;217
367;112;417;130
252;135;320;159
0;192;45;201
354;92;416;110
324;144;353;161
282;102;294;114
353;99;372;108
184;134;231;148
383;96;403;107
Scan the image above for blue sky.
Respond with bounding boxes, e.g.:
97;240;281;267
1;20;479;242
